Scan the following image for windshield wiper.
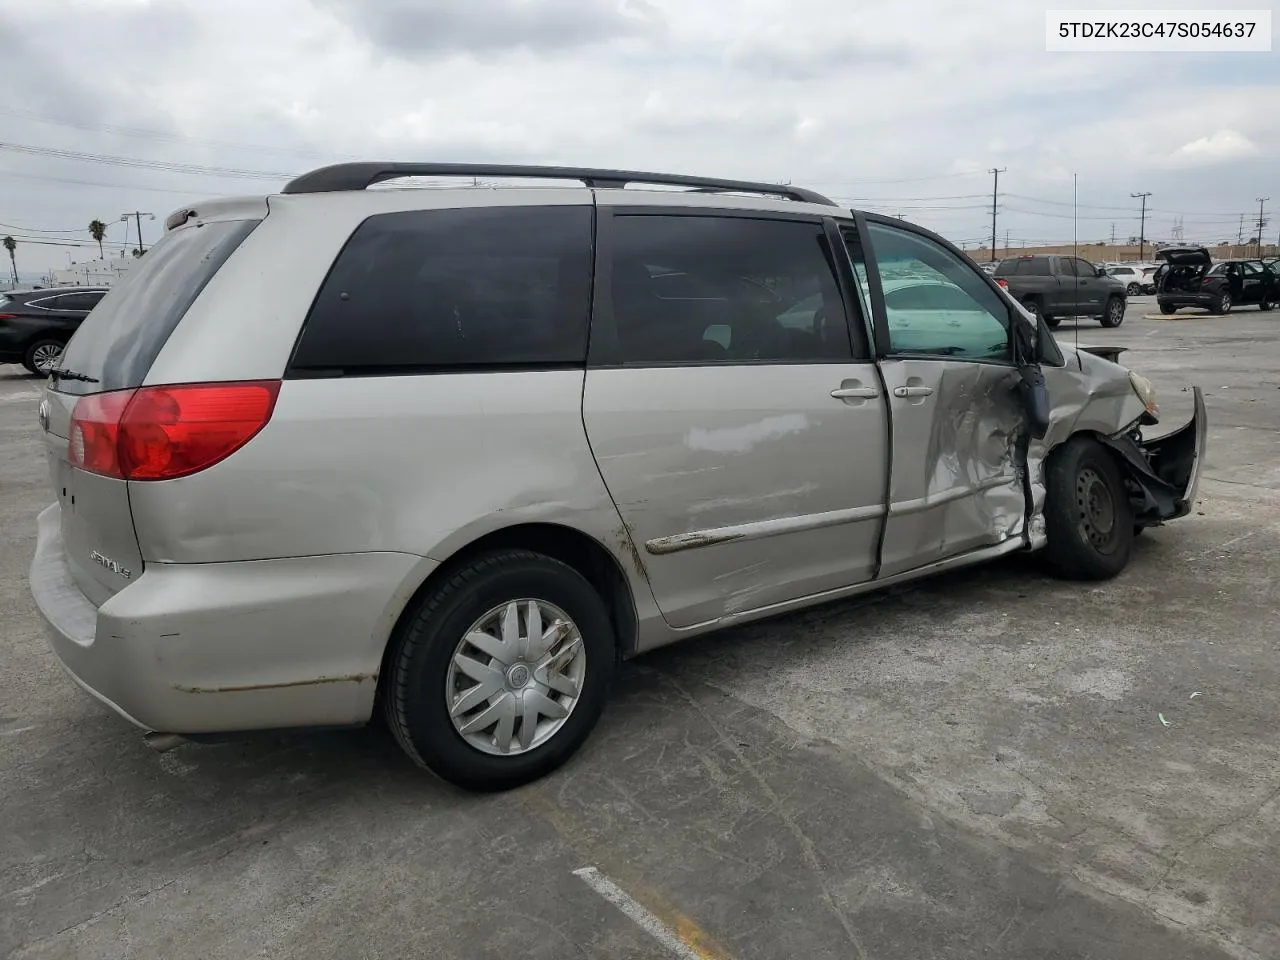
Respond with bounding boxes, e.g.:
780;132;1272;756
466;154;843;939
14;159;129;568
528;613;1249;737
50;368;100;384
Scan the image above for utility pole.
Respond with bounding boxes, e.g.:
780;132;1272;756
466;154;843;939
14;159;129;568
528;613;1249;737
1131;192;1151;261
988;167;1006;261
1110;222;1116;245
1004;228;1009;255
1256;198;1269;256
1238;214;1245;246
121;211;155;253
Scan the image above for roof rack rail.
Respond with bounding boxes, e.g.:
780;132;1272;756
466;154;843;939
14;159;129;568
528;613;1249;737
280;162;836;205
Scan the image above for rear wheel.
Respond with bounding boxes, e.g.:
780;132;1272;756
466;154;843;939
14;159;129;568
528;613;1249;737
1259;299;1272;311
1021;298;1043;324
1214;292;1232;315
22;339;63;377
382;549;616;791
1098;296;1125;328
1157;300;1175;315
1044;315;1061;330
1126;282;1140;296
1043;436;1134;581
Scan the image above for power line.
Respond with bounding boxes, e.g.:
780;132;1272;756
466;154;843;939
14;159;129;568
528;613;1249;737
0;141;294;180
0;106;358;162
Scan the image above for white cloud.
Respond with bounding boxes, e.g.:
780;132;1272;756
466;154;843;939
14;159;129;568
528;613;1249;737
0;0;1276;272
1170;129;1260;165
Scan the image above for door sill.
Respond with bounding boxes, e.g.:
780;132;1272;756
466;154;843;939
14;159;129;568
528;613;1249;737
652;536;1027;647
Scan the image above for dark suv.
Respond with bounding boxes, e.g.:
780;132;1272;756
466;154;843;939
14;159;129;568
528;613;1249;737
0;286;109;375
1155;248;1278;315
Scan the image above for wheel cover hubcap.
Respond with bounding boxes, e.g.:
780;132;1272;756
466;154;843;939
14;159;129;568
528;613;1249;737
1076;466;1117;550
1110;301;1123;321
445;599;586;756
33;344;61;374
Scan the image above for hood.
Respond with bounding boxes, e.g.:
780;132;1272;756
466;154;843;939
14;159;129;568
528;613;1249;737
1155;246;1211;266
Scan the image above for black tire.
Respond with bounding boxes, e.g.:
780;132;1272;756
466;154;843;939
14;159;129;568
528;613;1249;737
1157;300;1175;315
382;549;616;791
1126;282;1140;296
1259;299;1272;312
1214;292;1232;315
1098;296;1125;328
1021;298;1043;323
1044;315;1062;330
22;339;64;377
1042;436;1134;581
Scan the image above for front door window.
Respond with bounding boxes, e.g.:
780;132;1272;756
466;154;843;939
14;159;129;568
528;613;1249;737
863;221;1012;361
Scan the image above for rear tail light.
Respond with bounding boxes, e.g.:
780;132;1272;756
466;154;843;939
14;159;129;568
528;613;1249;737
996;278;1009;289
0;313;17;320
68;380;280;480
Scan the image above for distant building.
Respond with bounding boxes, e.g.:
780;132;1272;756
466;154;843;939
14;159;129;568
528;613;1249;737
50;256;136;288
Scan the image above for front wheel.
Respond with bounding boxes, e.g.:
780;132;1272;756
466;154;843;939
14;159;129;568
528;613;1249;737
1214;292;1232;315
382;549;616;791
1259;299;1272;312
1042;436;1134;581
1099;296;1125;328
22;339;64;377
1126;282;1140;296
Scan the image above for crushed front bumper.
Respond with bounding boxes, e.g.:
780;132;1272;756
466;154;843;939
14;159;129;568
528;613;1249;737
1102;386;1207;524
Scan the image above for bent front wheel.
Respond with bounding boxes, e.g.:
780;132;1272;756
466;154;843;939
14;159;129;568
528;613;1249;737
1043;436;1134;580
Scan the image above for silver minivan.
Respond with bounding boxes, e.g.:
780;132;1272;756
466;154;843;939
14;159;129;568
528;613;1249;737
29;164;1206;790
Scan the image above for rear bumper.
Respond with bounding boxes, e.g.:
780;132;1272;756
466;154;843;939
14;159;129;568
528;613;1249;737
29;503;432;734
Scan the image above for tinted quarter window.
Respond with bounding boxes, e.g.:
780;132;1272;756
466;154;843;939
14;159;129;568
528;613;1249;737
607;215;851;365
60;292;102;311
291;205;593;373
56;219;260;396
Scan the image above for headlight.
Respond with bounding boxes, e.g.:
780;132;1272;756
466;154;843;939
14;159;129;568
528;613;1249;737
1129;371;1158;416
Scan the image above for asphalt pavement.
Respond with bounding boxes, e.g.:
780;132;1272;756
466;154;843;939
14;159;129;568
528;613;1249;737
2;296;1278;959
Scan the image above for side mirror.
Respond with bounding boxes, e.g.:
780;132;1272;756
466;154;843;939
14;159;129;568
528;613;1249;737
1095;267;1106;277
1017;363;1050;439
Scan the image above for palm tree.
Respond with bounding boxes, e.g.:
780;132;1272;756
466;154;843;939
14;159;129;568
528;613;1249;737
88;219;107;260
2;236;15;284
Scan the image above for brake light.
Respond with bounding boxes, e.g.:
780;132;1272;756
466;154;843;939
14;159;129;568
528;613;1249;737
996;278;1009;289
68;381;280;480
0;313;17;320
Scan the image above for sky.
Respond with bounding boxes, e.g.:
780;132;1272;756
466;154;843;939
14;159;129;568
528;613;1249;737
0;0;1277;276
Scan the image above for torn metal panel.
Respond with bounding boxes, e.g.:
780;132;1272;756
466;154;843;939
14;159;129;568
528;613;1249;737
1028;346;1206;544
877;359;1026;579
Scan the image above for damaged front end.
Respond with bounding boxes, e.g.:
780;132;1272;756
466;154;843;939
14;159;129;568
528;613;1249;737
1028;343;1208;548
1101;386;1207;526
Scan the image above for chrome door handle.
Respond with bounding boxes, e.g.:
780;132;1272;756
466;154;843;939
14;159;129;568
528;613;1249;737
830;387;879;399
893;385;934;398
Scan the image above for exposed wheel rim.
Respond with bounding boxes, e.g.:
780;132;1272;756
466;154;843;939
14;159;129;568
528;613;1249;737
1126;283;1139;296
1108;300;1124;324
1219;294;1231;313
31;343;62;375
445;599;586;757
1076;465;1118;553
1023;300;1041;319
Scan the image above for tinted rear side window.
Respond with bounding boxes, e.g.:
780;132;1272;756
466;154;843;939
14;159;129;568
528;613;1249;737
289;205;593;374
56;220;260;396
605;215;851;365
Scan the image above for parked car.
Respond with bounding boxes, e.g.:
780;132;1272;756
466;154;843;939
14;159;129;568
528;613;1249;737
993;254;1128;328
1155;247;1279;314
1102;263;1146;296
0;286;109;375
28;163;1205;791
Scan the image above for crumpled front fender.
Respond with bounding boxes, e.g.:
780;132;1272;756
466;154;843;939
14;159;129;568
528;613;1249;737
1101;386;1207;524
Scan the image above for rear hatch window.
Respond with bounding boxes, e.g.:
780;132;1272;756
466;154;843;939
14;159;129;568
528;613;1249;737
54;218;260;396
43;216;259;605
